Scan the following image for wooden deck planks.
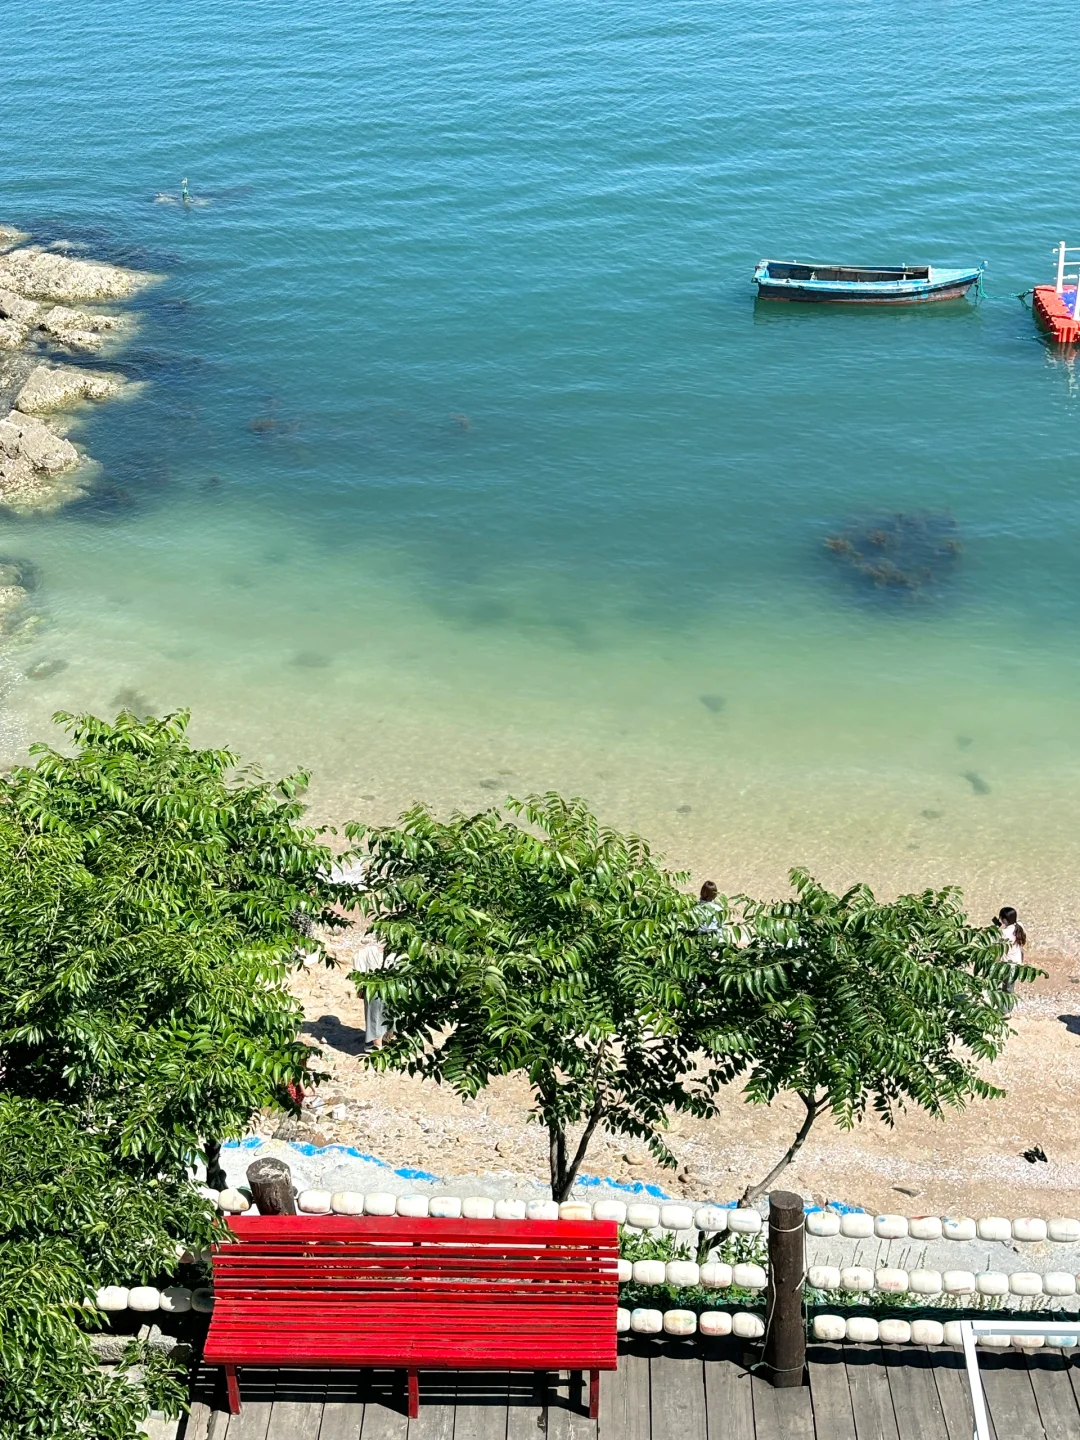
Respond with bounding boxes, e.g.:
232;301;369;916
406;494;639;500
806;1346;857;1440
649;1348;707;1440
267;1401;323;1440
603;1349;651;1440
881;1347;949;1440
1026;1353;1080;1440
978;1353;1047;1440
845;1344;900;1440
701;1342;755;1440
181;1343;1080;1440
750;1375;814;1440
224;1401;273;1440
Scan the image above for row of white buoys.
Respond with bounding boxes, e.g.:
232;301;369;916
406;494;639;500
805;1211;1080;1243
205;1187;1080;1242
618;1308;765;1339
93;1285;213;1314
806;1264;1080;1297
285;1193;762;1229
812;1315;1080;1349
621;1258;768;1290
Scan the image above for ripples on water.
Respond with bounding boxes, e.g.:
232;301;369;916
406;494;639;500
3;0;1080;947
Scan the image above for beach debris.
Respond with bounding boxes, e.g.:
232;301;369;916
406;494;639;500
1022;1145;1048;1164
824;510;962;602
699;693;726;713
893;1185;921;1197
962;770;990;795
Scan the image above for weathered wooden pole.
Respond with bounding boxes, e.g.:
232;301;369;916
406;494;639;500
246;1157;297;1215
762;1190;806;1388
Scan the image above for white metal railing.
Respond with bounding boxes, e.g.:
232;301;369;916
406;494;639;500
960;1318;1080;1440
1054;241;1080;318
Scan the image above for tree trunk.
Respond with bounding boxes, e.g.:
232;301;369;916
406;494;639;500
741;1093;820;1205
762;1190;806;1387
247;1157;297;1215
204;1138;227;1191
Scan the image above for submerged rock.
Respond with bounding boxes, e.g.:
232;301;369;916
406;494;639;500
37;304;128;354
0;224;153;514
0;409;84;510
0;244;155;303
0;288;41;324
0;319;29;350
824;510;962;602
15;364;128;414
0;225;30;253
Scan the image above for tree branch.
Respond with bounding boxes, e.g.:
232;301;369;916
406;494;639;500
740;1091;820;1206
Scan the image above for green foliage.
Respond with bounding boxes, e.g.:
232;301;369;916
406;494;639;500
0;710;358;1438
0;1096;217;1440
347;793;726;1199
0;709;356;1170
701;870;1044;1201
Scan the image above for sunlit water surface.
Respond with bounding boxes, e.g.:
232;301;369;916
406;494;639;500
4;0;1080;948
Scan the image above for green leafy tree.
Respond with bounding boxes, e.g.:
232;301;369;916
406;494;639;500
0;709;357;1175
702;869;1043;1203
0;709;360;1438
348;794;725;1200
0;1096;216;1440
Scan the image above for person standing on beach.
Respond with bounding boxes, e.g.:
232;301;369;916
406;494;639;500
353;936;393;1048
993;905;1026;995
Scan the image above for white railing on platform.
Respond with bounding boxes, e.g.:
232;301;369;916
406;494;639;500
1054;241;1080;318
961;1318;1080;1440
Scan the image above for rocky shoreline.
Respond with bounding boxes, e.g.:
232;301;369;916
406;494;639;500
0;222;154;516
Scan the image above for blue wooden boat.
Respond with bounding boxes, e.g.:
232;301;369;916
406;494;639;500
753;259;985;304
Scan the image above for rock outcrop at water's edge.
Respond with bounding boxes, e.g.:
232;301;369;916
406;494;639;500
0;226;156;513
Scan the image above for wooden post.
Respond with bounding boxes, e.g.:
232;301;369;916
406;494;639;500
762;1190;805;1388
246;1157;297;1215
204;1138;227;1191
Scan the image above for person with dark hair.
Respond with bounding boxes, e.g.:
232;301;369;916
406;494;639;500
992;905;1026;995
697;879;723;934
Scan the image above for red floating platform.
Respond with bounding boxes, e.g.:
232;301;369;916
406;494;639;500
1033;284;1080;344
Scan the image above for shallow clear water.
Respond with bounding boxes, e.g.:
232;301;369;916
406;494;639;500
4;0;1080;945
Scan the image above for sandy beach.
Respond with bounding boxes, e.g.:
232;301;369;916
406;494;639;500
262;926;1080;1220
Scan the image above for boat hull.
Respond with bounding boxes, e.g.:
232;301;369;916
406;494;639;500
755;277;978;304
752;260;984;305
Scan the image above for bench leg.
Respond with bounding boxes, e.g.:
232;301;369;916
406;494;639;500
588;1369;600;1421
225;1365;241;1415
408;1368;419;1419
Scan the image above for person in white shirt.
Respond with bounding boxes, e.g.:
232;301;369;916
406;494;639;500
992;905;1026;995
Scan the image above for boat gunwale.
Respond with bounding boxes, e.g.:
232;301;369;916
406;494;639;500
753;259;983;290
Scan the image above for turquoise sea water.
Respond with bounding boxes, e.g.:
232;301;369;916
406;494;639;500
3;1;1080;945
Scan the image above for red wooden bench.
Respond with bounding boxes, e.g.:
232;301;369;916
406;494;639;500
204;1214;619;1418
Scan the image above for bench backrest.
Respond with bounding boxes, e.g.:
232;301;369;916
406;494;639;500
213;1215;620;1309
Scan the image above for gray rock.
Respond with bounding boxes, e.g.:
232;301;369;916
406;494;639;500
37;304;128;354
0;288;40;324
0;319;28;350
0;409;79;473
15;363;127;414
0;245;155;303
